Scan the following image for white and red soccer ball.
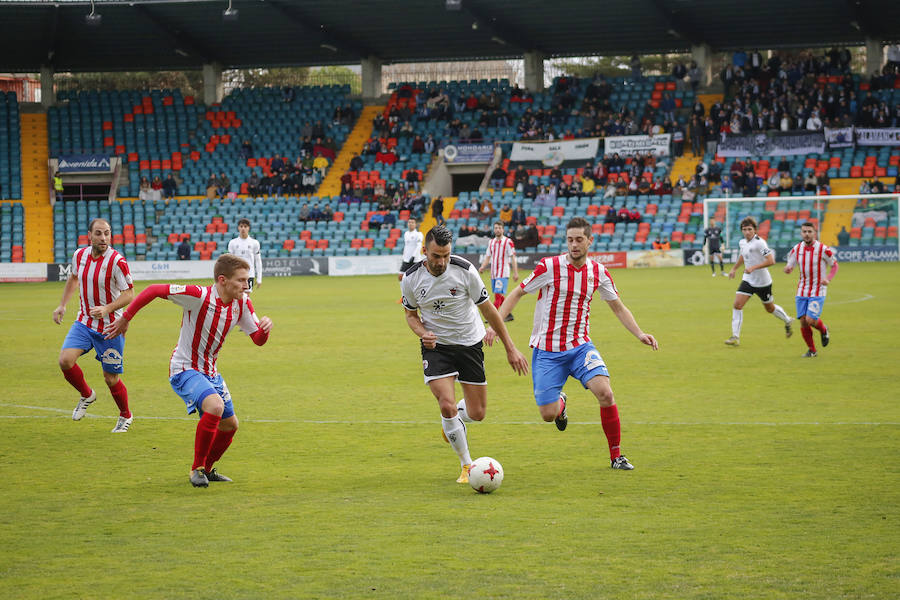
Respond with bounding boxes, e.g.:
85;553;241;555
469;456;504;493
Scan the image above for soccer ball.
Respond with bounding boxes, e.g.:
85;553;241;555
469;456;504;494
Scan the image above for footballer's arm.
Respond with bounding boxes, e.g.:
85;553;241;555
404;308;437;349
89;287;134;320
52;274;80;324
606;298;658;350
478;300;528;375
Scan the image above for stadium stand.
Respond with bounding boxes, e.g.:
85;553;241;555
0;91;22;200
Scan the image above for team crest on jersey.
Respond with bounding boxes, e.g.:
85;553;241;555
100;348;123;368
422;359;429;370
809;300;821;313
449;287;458;296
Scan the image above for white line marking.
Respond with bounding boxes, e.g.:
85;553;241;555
0;404;895;426
831;293;874;305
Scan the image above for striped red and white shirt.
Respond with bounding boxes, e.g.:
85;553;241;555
520;254;619;352
485;235;516;279
786;240;837;297
165;285;261;377
71;246;133;333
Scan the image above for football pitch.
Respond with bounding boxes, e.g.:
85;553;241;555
1;263;897;599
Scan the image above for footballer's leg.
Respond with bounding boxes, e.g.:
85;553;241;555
585;375;633;470
205;415;237;482
430;377;473;483
191;393;225;487
59;334;95;420
727;292;750;346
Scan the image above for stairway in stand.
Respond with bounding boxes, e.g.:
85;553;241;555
19;113;53;262
316;105;384;198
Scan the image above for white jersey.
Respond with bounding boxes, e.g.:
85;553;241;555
520;254;619;352
71;246;134;333
165;284;261;377
401;230;425;262
401;255;490;346
786;240;837;297
739;235;774;287
227;236;263;280
485;235;516;279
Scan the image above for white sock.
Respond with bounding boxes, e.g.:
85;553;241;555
772;304;791;323
441;416;472;466
456;398;474;423
732;308;743;338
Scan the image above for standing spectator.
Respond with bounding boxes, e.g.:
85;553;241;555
312;153;329;176
431;196;445;226
52;218;134;433
53;171;64;203
688;61;702;92
240;139;253;160
490;165;507;190
406;169;420;192
630;55;642;81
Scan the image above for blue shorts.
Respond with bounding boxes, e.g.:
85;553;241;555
796;296;825;320
169;370;235;419
61;321;125;374
532;342;609;406
491;278;509;294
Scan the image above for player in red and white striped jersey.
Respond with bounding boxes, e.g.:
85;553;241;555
53;218;135;433
105;254;273;487
479;222;518;320
490;217;658;470
784;221;839;357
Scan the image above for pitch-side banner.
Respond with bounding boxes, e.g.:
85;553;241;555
57;154;113;173
0;263;46;282
824;127;855;148
855;128;900;147
510;139;600;163
604;134;671;157
717;131;826;157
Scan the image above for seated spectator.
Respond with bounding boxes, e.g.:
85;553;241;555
248;170;261;198
282;86;294;103
510;206;527;228
161;173;177;199
870;175;886;194
301;168;317;195
720;174;734;197
206;174;218;200
270;154;285;175
312;152;329;176
405;169;420;192
349;153;364;171
513;224;539;250
423;135;436;155
321;203;334;221
637;177;651;196
581;175;596;196
368;211;385;229
793;172;805;193
499;204;513;225
523;178;539;200
479;198;495;219
139;176;153;202
513;165;529;189
298;202;310;221
177;238;191;260
652;236;671;250
490;166;507;190
778;172;793;192
837;226;850;246
151;175;163;194
309;203;324;222
240;139;253;160
411;135;425;154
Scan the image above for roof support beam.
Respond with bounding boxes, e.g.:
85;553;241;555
132;4;217;64
266;0;375;59
460;3;542;54
646;0;705;48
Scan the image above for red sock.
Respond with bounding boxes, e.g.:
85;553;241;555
600;405;622;460
204;428;237;472
812;319;828;333
62;364;92;398
801;325;816;352
192;413;221;471
107;379;131;418
494;293;505;309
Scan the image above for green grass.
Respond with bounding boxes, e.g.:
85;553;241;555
1;263;898;599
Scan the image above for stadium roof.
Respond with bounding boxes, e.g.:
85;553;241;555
0;0;899;73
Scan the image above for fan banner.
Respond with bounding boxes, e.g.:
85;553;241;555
855;128;900;146
604;134;671;157
443;143;494;163
824;127;854;148
510;138;599;162
717;131;825;157
56;154;113;173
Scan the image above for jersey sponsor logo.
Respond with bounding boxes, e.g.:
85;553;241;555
479;287;489;302
419;287;427;298
170;284;186;294
808;300;821;313
584;349;605;371
100;348;123;367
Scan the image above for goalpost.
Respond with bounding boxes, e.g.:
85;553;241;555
701;193;900;263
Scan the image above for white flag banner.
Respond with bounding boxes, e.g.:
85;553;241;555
855;128;900;146
604;134;671;157
510;138;600;162
824;126;854;148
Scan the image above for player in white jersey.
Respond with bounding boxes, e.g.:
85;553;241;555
479;221;518;321
401;226;528;484
227;218;263;291
490;217;658;471
398;217;425;280
105;254;273;488
784;221;838;357
52;218;135;432
725;217;793;346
